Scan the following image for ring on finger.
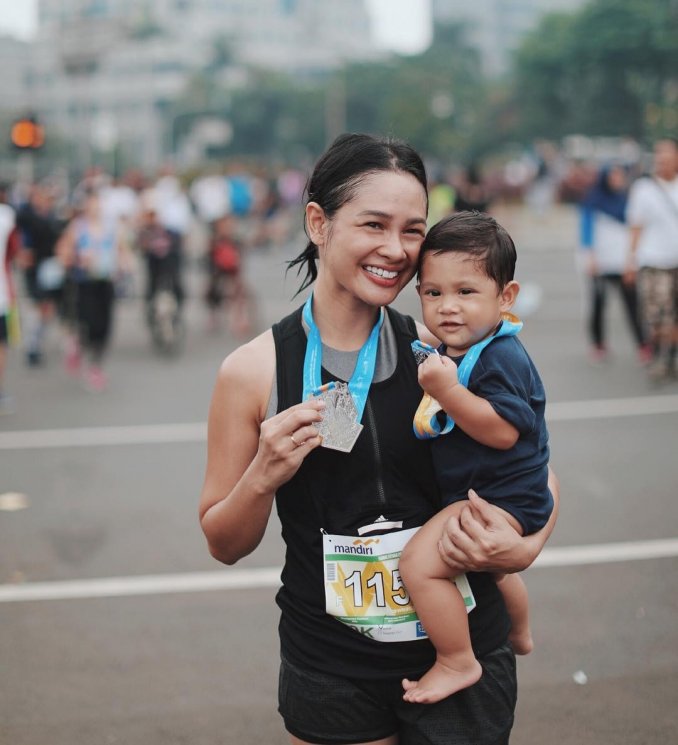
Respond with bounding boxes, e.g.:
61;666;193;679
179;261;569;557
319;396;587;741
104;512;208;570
290;433;300;448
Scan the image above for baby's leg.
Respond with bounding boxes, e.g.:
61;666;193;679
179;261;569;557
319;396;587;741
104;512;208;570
490;507;534;655
398;502;482;704
496;573;534;655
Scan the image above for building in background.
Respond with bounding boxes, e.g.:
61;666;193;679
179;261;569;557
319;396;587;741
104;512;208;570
431;0;586;77
0;36;31;112
5;0;378;174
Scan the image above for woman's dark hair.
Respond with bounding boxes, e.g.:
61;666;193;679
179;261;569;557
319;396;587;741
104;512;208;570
287;132;428;295
418;211;516;290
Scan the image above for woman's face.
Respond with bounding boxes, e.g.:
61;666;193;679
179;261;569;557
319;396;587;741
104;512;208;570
310;170;428;308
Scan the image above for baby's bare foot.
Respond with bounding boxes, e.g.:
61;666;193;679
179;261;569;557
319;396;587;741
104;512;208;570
402;659;482;704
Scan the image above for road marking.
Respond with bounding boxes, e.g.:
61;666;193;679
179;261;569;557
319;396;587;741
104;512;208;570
0;395;677;450
0;422;206;450
0;492;29;511
546;395;678;422
1;538;677;603
531;538;678;567
0;567;282;603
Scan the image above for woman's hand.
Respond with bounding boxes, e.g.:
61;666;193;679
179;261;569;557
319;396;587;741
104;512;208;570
584;253;599;277
437;467;560;574
200;334;324;565
622;256;637;287
251;399;325;494
437;490;531;574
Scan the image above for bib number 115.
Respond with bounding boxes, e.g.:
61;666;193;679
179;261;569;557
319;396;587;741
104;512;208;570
343;568;410;608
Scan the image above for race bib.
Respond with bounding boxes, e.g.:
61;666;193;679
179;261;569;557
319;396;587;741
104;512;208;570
323;527;476;643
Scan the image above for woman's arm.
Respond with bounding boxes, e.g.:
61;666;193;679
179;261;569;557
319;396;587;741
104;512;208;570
437;467;560;574
55;222;76;267
623;225;642;285
115;225;134;274
199;331;324;565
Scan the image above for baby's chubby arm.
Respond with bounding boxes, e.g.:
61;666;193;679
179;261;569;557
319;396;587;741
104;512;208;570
418;353;518;450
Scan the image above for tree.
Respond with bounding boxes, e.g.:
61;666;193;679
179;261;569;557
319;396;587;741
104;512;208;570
510;0;678;143
341;23;490;163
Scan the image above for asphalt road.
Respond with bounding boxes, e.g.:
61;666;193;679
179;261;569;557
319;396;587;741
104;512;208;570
1;204;677;744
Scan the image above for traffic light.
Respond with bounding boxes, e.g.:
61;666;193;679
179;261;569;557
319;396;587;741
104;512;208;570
10;116;45;150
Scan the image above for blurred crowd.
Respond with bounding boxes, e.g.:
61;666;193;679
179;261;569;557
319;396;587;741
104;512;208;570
1;135;677;413
0;161;307;408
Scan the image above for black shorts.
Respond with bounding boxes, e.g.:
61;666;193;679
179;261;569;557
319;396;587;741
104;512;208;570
278;642;516;745
24;266;61;303
0;314;7;344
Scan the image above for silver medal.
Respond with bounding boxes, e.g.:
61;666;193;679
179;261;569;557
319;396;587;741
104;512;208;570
411;340;439;366
312;382;363;452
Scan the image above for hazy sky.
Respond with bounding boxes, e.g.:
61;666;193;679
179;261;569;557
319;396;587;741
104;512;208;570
0;0;432;53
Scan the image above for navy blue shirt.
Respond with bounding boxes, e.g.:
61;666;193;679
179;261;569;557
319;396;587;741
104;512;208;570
431;335;552;535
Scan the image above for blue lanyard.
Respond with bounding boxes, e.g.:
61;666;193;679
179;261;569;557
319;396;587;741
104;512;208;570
302;295;384;421
415;318;523;438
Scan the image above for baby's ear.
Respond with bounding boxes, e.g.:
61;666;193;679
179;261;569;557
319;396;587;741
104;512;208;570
500;280;520;311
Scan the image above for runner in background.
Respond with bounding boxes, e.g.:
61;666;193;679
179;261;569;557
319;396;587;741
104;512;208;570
0;183;20;413
16;183;65;367
56;190;131;391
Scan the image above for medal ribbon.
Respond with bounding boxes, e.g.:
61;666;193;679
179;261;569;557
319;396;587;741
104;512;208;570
412;318;523;438
302;294;384;421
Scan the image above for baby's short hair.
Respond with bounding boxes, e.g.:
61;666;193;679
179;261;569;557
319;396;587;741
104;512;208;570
419;211;517;289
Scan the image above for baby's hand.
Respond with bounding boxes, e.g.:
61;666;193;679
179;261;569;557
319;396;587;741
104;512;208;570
417;353;459;400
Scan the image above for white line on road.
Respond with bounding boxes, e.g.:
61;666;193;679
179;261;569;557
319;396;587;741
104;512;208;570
0;422;206;450
546;394;678;422
0;567;282;603
1;538;677;604
0;395;677;450
531;538;678;567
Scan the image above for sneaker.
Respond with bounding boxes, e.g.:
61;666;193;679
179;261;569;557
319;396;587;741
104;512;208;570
65;346;82;376
637;345;654;366
85;366;107;392
589;345;608;365
26;349;43;367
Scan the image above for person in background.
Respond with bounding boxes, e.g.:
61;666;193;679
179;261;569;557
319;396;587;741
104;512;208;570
579;165;649;364
427;170;456;227
453;164;493;214
0;183;20;412
56;190;130;391
625;138;678;383
199;133;559;745
16;183;65;366
205;214;252;337
136;192;184;318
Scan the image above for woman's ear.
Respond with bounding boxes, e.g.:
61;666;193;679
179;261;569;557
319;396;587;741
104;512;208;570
305;202;327;246
499;280;520;312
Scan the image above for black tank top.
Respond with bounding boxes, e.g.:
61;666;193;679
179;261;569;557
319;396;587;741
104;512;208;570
272;304;510;679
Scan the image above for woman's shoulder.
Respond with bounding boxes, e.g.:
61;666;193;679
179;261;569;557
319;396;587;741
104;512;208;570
219;328;275;379
216;329;276;420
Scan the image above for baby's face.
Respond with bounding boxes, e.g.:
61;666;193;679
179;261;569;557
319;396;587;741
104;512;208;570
417;251;504;356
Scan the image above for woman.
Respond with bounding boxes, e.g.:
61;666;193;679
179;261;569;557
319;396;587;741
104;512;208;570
199;133;559;745
579;165;648;363
57;190;129;391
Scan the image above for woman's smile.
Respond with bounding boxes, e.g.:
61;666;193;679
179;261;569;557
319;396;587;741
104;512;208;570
363;264;401;284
